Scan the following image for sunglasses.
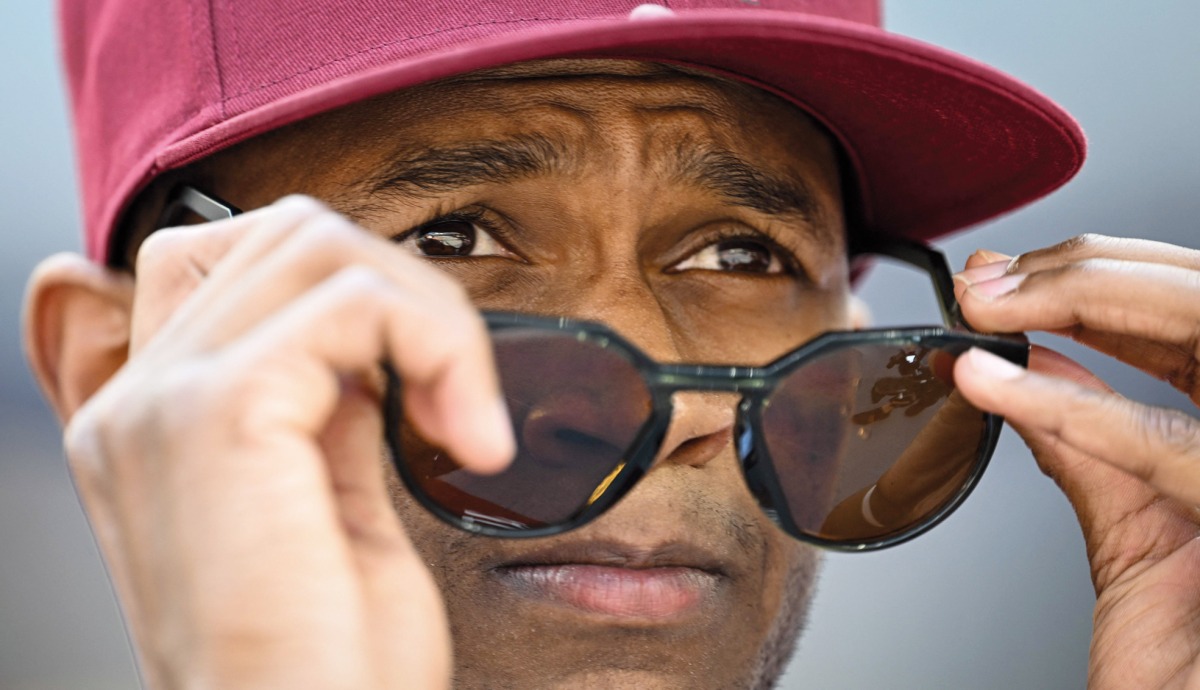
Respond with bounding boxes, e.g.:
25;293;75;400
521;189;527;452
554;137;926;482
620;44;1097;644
162;186;1029;551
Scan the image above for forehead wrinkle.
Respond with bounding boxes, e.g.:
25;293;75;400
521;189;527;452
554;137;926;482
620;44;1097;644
348;131;575;215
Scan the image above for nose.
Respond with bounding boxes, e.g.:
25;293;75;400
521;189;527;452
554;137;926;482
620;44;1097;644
509;374;736;475
519;264;739;471
652;391;737;469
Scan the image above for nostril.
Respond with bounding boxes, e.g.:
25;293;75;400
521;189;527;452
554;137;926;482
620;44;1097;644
659;426;734;468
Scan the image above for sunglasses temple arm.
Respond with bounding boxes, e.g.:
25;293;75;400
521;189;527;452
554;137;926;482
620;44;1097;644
158;185;245;228
848;233;968;331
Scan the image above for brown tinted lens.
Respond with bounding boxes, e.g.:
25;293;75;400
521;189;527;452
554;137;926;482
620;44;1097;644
397;328;653;530
761;343;987;543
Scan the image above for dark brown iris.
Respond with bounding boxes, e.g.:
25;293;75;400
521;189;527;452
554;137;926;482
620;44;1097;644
415;220;476;256
716;239;772;272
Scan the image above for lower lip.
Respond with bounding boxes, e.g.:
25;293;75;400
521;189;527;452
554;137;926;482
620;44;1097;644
494;564;721;620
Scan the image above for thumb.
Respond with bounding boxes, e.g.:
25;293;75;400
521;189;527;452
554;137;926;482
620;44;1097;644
955;345;1191;589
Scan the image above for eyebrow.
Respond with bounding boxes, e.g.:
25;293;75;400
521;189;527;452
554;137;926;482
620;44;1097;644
670;141;823;223
363;133;567;200
357;133;824;226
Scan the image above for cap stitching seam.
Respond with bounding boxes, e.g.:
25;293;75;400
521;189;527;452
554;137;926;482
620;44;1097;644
226;15;592;99
206;0;228;119
227;0;243;106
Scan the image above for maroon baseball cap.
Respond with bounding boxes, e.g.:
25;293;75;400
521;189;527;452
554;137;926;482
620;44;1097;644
60;0;1085;264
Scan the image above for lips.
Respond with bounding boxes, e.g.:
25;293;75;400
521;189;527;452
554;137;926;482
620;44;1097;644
490;541;729;621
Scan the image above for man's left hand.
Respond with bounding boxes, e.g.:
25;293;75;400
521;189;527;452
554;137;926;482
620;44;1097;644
952;234;1200;690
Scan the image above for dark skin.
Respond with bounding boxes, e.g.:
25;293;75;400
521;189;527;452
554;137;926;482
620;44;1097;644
360;67;847;687
28;61;851;689
24;59;1200;689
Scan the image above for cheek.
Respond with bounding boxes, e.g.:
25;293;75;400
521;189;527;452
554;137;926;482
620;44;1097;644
384;466;479;587
755;538;822;677
748;512;820;616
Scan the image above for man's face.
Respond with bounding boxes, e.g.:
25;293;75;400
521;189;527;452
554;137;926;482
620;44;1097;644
177;60;850;689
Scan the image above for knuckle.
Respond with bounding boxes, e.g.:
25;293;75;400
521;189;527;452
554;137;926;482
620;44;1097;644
1061;233;1114;256
1146;406;1200;456
331;263;388;290
134;226;189;275
1128;403;1200;484
60;358;245;500
232;197;346;263
1071;256;1123;274
298;207;356;240
292;211;363;259
1009;234;1122;274
63;405;110;488
1037;257;1120;293
60;380;170;492
274;193;331;216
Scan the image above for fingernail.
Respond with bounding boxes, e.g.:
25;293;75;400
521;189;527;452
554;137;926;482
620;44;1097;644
972;249;1013;264
953;259;1011;286
968;273;1025;300
965;347;1025;381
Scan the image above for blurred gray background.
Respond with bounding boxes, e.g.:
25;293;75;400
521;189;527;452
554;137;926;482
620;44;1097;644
2;2;1197;688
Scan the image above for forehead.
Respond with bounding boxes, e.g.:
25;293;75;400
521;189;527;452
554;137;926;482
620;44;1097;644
220;61;835;182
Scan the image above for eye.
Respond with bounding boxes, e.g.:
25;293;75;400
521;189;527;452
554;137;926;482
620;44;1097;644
396;215;507;258
674;237;788;274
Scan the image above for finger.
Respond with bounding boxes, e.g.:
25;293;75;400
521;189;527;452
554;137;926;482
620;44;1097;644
956;346;1199;591
172;208;504;459
316;379;453;687
131;196;327;352
220;265;513;474
954;259;1200;396
1045;327;1195;391
1010;234;1200;275
318;376;403;544
956;248;1199;392
360;524;452;690
156;205;465;358
954;345;1200;507
957;235;1200;288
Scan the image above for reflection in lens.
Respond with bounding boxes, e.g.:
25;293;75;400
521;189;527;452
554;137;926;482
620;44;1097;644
761;343;987;543
397;329;653;530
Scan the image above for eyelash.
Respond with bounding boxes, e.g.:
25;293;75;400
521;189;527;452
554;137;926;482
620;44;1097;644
392;207;811;281
391;207;492;243
689;225;809;279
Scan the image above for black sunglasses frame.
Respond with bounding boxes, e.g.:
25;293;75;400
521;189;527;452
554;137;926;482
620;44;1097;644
384;313;1026;551
161;185;1029;552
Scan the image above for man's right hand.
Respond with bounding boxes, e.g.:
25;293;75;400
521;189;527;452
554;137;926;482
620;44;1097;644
53;196;513;689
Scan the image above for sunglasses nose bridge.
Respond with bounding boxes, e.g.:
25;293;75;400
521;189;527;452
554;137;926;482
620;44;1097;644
644;367;769;468
644;388;743;470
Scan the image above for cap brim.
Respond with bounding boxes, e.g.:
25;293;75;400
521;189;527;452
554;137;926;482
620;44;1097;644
130;10;1083;258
